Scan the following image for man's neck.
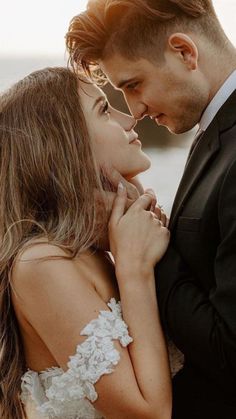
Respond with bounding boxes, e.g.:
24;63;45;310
199;68;236;131
207;45;236;103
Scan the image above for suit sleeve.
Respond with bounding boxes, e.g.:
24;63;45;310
156;158;236;382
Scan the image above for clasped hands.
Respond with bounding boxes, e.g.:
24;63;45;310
105;165;168;226
95;165;169;250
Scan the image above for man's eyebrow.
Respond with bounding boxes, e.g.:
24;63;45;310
92;95;106;110
117;78;135;89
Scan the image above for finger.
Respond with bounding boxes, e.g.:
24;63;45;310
150;211;162;224
145;188;156;199
160;210;167;226
155;218;164;227
129;176;144;194
126;197;136;209
103;165;139;200
150;200;156;212
109;182;127;225
145;188;157;211
130;192;155;211
122;178;140;200
153;205;162;219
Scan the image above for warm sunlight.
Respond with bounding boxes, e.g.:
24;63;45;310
0;0;235;56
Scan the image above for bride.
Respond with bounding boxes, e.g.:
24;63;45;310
0;67;171;419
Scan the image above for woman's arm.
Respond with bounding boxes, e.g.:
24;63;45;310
108;185;172;418
12;192;171;419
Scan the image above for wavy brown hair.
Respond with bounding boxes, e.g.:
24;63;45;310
66;0;226;82
0;67;107;418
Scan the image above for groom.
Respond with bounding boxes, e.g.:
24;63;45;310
66;1;236;418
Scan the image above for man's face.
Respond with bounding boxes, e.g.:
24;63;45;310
100;50;209;135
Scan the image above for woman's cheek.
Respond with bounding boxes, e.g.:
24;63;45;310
96;147;117;170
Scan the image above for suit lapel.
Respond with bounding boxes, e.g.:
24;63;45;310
169;88;236;231
169;120;220;231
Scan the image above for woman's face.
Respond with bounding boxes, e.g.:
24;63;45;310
79;81;151;180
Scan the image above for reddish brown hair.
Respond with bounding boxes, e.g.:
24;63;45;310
66;0;226;82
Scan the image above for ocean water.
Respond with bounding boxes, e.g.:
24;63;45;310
0;55;193;215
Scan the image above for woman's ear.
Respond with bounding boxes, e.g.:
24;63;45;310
167;33;198;70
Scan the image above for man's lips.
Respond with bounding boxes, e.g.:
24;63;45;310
153;114;166;125
151;113;164;121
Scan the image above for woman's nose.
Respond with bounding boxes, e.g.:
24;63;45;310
126;114;137;131
114;109;137;131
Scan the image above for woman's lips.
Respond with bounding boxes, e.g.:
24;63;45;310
130;138;142;146
129;135;142;146
129;133;141;145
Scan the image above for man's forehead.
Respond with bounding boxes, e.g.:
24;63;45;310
100;55;146;87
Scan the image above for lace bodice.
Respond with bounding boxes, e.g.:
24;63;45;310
21;298;133;419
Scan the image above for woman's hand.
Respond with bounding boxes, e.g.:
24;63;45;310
128;176;144;195
109;183;170;278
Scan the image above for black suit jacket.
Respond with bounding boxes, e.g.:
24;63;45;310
156;90;236;419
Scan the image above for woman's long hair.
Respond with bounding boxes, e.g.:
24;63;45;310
0;67;106;418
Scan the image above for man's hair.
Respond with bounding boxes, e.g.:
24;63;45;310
66;0;226;82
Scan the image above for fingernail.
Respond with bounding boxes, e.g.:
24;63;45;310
118;181;125;195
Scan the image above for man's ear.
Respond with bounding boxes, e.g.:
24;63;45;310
167;33;198;70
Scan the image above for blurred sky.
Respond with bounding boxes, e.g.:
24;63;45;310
0;0;236;56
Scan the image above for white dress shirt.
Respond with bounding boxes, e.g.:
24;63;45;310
199;69;236;132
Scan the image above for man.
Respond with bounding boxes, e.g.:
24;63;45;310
66;1;236;418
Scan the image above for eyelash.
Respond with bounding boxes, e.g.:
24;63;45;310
101;101;110;115
126;82;139;91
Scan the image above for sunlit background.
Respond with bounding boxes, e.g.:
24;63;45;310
1;0;236;212
1;0;235;56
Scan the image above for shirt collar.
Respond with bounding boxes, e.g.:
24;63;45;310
199;69;236;132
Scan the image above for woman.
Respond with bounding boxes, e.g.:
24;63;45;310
0;67;171;419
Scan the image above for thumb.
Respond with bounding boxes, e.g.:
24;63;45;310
109;182;127;226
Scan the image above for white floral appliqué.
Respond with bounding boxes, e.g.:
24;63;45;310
21;298;133;418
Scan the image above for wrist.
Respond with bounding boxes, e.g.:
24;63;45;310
115;259;154;283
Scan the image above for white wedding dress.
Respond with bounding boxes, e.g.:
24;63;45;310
21;297;184;419
21;298;133;419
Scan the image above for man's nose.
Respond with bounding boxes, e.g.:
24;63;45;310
126;99;148;121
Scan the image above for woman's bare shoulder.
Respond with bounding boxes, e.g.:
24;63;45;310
11;239;83;292
16;239;69;261
11;241;117;312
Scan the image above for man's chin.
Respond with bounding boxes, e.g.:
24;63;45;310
154;117;176;133
155;121;180;135
161;122;196;135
